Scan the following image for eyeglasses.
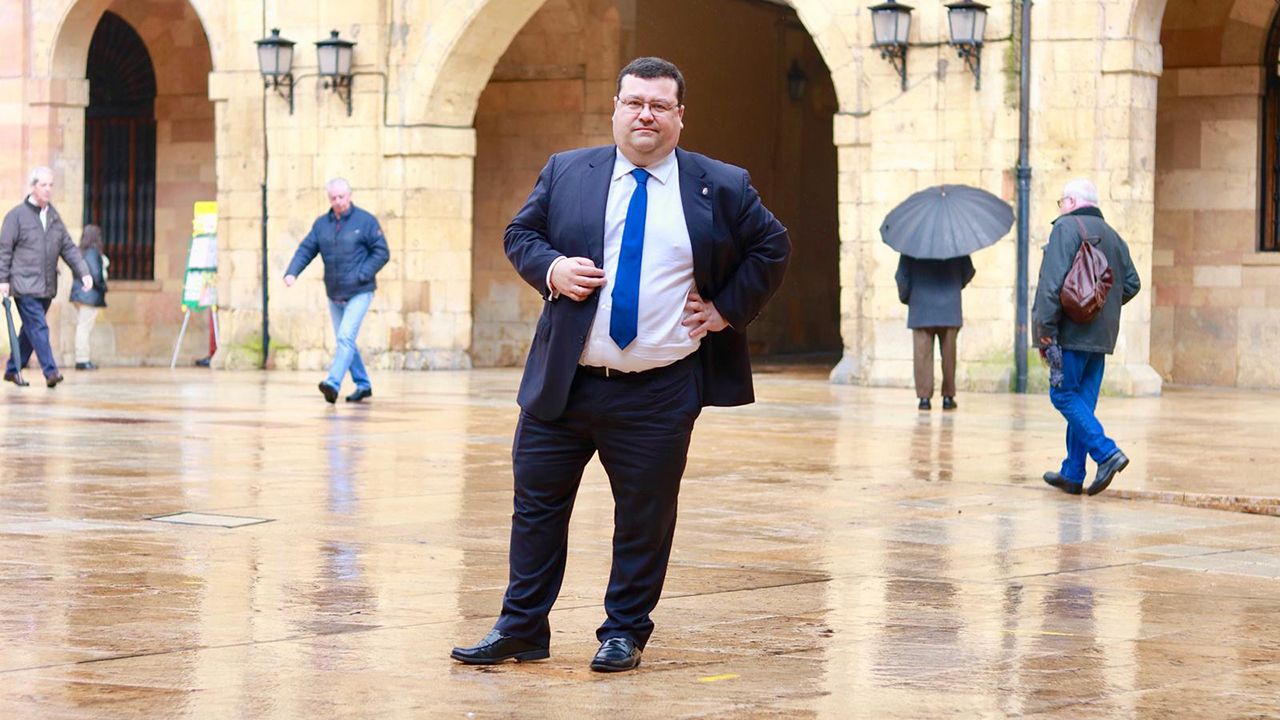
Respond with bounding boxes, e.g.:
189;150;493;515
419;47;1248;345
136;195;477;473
617;97;680;117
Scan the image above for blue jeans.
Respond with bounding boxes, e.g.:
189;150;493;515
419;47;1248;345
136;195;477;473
1049;349;1119;483
5;296;58;378
325;291;372;391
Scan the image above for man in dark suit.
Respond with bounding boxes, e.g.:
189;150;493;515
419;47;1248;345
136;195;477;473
451;57;790;672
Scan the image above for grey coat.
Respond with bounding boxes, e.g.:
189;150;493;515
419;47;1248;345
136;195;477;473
895;255;975;328
0;200;89;299
1032;206;1140;354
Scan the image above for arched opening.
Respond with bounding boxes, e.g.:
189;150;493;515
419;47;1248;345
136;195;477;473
84;10;157;280
47;0;216;365
468;0;840;366
1152;0;1279;387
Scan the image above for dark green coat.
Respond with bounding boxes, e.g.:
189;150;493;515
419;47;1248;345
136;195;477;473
1032;206;1140;354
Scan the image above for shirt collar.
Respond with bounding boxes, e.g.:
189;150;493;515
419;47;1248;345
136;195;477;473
26;196;47;212
612;148;677;186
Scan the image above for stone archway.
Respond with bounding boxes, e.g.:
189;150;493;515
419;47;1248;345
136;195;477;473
404;0;855;366
1149;0;1280;387
45;0;216;365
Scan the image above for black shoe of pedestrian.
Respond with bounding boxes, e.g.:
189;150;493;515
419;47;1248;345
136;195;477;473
942;396;957;411
450;629;549;665
918;397;931;411
1088;450;1129;496
590;637;641;672
318;382;339;404
1043;471;1083;495
4;371;28;387
75;362;97;371
194;357;212;368
345;387;372;403
46;374;63;388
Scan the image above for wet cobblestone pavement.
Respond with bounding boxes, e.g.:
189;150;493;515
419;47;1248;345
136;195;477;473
1;367;1278;718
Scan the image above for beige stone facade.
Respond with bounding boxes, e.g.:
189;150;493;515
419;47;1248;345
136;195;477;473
1;0;1276;390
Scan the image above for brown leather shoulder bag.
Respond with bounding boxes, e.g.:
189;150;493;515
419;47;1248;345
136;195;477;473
1059;216;1114;324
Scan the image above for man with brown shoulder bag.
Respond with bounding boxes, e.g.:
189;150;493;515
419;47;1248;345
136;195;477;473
1032;178;1141;496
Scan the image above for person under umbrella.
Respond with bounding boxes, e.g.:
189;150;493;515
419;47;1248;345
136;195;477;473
881;184;1013;410
896;254;974;410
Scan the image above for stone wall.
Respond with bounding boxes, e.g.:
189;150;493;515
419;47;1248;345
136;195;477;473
1150;0;1280;389
0;0;1272;390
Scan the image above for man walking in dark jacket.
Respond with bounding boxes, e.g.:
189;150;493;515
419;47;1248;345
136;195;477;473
1033;178;1141;496
284;178;390;404
895;254;975;410
0;166;92;388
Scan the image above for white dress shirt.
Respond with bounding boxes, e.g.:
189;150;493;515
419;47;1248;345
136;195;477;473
576;149;700;372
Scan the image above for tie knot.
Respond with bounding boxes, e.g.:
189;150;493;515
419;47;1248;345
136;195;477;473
631;168;649;186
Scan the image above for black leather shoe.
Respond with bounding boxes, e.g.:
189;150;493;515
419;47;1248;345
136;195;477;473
194;356;212;368
345;387;372;403
45;374;63;388
590;637;641;672
75;362;97;370
450;629;549;665
4;371;28;387
318;381;339;404
1088;450;1129;496
942;396;957;410
917;397;931;411
1043;471;1083;495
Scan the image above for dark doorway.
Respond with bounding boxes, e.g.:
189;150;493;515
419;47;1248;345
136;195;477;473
84;11;157;280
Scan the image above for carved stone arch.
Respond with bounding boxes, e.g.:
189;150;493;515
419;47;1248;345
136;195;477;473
413;0;859;127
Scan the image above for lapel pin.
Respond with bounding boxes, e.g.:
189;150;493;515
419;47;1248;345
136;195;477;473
701;187;708;196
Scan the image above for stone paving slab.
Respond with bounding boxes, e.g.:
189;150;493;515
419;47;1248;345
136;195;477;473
0;367;1278;718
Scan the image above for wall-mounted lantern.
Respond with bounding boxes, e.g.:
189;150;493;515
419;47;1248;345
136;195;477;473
255;28;296;113
315;30;356;116
787;60;809;102
869;0;913;91
946;0;989;89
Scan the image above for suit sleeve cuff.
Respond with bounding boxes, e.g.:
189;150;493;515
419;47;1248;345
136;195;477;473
545;256;567;299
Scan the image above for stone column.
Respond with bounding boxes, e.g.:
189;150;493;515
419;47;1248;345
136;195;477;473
1096;38;1164;396
379;125;476;370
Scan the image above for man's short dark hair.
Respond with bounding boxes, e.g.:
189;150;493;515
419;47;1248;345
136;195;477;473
616;57;685;104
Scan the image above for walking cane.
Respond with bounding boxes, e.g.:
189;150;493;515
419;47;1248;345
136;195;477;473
2;296;26;386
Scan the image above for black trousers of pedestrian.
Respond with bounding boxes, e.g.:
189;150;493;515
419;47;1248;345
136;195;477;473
494;354;701;650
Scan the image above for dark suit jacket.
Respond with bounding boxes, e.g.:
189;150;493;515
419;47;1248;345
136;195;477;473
505;145;791;421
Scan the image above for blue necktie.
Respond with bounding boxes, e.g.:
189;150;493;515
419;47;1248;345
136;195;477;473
610;168;649;349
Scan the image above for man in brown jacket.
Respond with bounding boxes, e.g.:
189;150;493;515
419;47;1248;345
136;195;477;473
0;166;92;388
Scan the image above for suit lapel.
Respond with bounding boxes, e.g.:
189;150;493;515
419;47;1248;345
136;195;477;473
580;147;614;264
677;148;713;291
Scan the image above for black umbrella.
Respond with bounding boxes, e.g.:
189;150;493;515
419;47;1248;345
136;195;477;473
3;297;24;386
880;184;1014;260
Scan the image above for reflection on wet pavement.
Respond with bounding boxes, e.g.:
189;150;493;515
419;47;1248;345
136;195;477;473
1;368;1278;717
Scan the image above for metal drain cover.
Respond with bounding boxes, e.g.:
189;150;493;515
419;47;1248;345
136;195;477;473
148;512;274;528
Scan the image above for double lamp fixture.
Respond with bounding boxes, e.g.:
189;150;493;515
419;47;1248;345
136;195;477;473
869;0;989;91
255;29;356;115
